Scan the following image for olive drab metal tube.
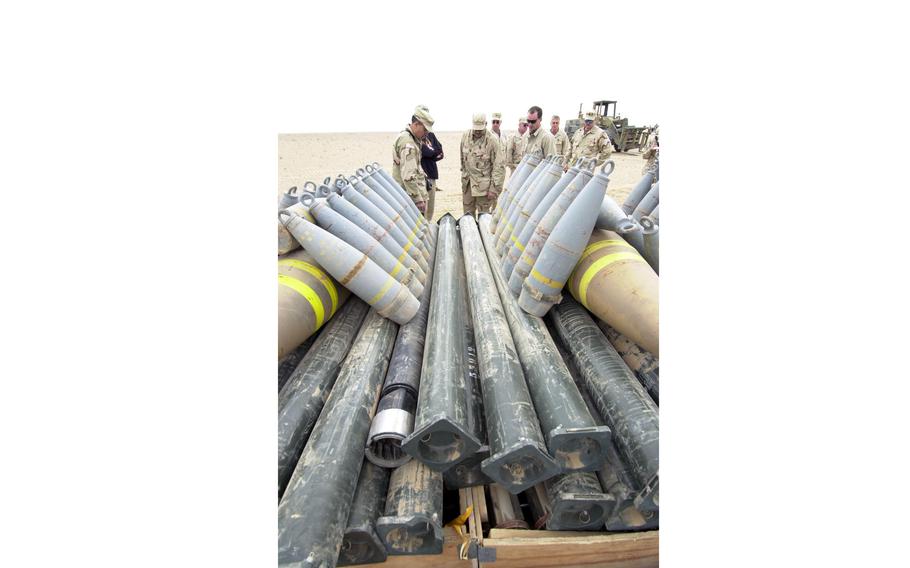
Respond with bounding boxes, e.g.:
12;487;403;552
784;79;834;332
621;172;655;215
598;321;659;405
326;192;428;285
341;183;430;274
494;155;551;251
308;198;424;299
544;472;615;531
478;214;612;473
499;159;568;279
277;309;399;567
278;248;350;360
547;297;659;512
366;230;438;469
375;459;444;555
554;338;658;530
491;154;539;232
443;231;491;489
506;163;596;297
277;298;370;498
502;158;594;284
518;161;614;317
349;175;430;263
566;228;659;356
280;211;420;325
459;215;559;494
401;215;480;471
640;216;659;275
338;461;392;566
631;181;659;221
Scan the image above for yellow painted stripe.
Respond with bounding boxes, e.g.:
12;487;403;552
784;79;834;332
520;252;534;266
370;276;396;305
530;268;565;289
278;274;325;328
390;261;403;278
577;252;647;305
403;240;413;253
514;240;525;252
398;250;410;263
278;259;339;315
579;239;635;263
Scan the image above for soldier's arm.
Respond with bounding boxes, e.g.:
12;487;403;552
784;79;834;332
460;133;468;177
597;133;613;167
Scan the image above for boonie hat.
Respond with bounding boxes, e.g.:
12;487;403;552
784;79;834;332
414;106;435;132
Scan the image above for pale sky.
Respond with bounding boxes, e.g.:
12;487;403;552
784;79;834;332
274;3;663;133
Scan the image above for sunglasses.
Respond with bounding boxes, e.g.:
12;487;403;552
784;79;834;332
492;120;501;124
527;119;538;124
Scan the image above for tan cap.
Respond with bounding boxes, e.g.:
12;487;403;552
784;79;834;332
518;117;528;125
414;106;435;132
472;112;486;130
492;112;502;121
583;111;596;121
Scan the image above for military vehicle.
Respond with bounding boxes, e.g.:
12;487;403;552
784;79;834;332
564;100;648;153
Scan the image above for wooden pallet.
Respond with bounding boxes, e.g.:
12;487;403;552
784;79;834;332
380;488;658;567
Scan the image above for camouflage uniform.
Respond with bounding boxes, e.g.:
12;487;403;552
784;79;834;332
569;124;613;168
505;131;527;172
641;127;659;178
552;128;571;161
392;126;428;206
461;129;505;217
523;126;557;160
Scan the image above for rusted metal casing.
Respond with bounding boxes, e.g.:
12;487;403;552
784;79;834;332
357;166;426;240
518;162;613;317
308;198;423;299
338;461;391;565
280;211;420;325
479;214;611;472
459;215;559;494
349;174;430;263
500;159;570;279
278;248;350;360
507;164;596;297
598;321;659;405
566;228;659;356
375;459;444;555
548;297;659;513
370;162;423;221
495;156;560;257
401;215;481;471
277;309;398;566
277;298;369;498
326;192;427;285
362;164;428;239
493;155;551;252
621;172;654;215
544;472;615;531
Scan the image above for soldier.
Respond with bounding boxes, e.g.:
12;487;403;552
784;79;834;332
523;105;557;160
505;117;528;175
641;124;659;179
491;112;506;149
392;106;434;214
567;111;612;171
550;115;571;163
460;112;504;217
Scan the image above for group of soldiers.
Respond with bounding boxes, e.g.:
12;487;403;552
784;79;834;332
391;104;637;220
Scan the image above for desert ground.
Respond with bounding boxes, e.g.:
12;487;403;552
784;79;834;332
277;131;647;221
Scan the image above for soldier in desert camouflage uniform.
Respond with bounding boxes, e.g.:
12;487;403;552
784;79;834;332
392;106;434;213
641;124;659;179
491;112;506;151
460;112;505;217
522;105;557;160
505;117;528;174
550;115;571;164
567;111;613;170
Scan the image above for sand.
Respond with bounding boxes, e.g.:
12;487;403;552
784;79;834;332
278;131;647;221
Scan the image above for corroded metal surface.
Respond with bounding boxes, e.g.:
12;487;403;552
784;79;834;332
544;471;615;531
459;214;559;494
478;214;611;473
277;309;399;567
375;459;444;555
338;461;391;565
277;298;370;498
598;321;660;405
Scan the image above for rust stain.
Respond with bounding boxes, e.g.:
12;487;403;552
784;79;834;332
341;254;368;285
